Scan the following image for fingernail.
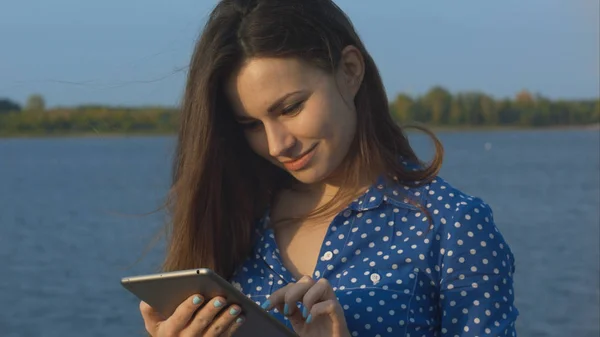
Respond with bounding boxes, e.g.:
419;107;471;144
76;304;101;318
306;314;312;324
192;296;203;305
229;307;240;316
283;303;289;315
260;300;271;310
302;307;309;318
214;299;224;308
236;317;245;324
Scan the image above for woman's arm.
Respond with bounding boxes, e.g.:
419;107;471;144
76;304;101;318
438;200;519;336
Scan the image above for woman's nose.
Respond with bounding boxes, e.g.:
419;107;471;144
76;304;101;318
264;122;296;158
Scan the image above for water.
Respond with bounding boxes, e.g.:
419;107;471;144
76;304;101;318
1;129;599;337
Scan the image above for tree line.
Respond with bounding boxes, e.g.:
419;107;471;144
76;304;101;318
1;87;598;136
391;87;598;127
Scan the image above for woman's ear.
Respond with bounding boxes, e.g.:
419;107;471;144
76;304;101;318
337;45;365;98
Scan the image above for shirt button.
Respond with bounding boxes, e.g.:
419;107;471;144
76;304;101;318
370;273;381;284
323;251;334;261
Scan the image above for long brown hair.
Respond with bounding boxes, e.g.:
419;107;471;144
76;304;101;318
162;0;443;279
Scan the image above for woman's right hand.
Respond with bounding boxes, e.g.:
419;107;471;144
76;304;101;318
140;294;245;337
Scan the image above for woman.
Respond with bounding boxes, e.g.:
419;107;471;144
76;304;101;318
139;0;519;336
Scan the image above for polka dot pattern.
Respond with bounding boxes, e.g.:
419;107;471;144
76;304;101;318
230;176;519;336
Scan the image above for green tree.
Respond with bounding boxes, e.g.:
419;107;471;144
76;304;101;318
423;86;452;124
25;94;45;112
392;93;413;123
448;100;462;125
497;100;518;125
0;99;21;113
455;92;482;125
479;94;497;125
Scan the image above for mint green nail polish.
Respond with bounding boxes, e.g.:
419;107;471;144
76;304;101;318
306;314;312;324
302;307;309;318
192;296;202;305
214;299;224;308
261;300;271;310
236;317;244;324
283;303;289;315
230;307;240;315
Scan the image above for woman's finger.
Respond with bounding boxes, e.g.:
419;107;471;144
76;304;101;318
262;276;315;319
261;280;297;314
305;299;343;324
139;301;164;335
222;314;245;337
203;304;243;337
281;276;316;317
163;294;205;335
181;296;227;337
301;278;336;311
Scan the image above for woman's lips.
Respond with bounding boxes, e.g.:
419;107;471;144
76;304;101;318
282;144;318;171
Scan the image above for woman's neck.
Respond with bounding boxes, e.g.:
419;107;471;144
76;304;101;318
285;172;376;212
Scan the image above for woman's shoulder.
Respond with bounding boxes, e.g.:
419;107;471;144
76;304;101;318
383;175;510;245
381;175;492;217
412;176;489;212
400;175;515;262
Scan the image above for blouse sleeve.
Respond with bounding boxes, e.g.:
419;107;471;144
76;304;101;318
438;199;519;336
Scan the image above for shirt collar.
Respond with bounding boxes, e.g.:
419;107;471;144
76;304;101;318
257;172;422;227
348;174;420;212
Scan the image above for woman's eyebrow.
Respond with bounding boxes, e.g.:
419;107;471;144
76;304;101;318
266;90;306;113
235;115;256;123
234;90;308;122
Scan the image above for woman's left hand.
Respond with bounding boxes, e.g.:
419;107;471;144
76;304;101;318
262;276;351;337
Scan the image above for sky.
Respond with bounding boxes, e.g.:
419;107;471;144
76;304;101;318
0;0;598;108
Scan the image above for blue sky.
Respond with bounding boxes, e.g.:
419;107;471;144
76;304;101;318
1;0;598;107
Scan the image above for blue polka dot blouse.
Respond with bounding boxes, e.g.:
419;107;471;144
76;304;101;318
230;175;519;336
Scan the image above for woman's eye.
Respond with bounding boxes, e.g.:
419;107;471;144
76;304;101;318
281;101;304;116
240;121;262;131
238;101;304;131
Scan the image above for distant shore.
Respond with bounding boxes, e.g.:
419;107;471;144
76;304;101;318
1;124;598;139
427;123;600;133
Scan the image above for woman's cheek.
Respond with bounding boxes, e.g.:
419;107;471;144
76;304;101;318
246;132;275;162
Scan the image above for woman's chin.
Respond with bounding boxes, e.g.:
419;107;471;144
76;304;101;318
289;171;322;185
287;166;333;186
272;159;335;186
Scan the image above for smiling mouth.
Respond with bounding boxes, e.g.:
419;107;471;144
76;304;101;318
281;144;318;171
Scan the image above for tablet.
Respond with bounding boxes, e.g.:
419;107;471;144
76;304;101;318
121;268;297;337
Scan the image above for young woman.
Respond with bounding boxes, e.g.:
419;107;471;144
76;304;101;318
139;0;519;336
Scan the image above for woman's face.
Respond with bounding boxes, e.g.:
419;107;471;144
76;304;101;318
225;48;364;185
